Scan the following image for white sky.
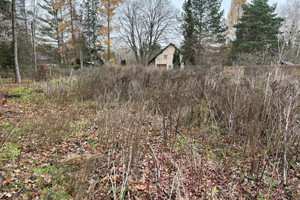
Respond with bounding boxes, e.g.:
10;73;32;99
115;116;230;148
172;0;286;16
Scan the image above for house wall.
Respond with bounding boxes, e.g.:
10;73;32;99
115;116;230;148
154;45;184;69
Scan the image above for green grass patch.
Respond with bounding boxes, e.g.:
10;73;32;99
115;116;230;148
0;142;20;161
8;87;34;102
8;87;34;96
1;122;11;131
41;187;71;200
88;139;97;151
33;163;71;199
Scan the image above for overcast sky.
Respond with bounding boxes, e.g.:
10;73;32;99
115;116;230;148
172;0;286;16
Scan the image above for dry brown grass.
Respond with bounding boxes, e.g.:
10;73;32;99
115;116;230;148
35;65;299;199
38;65;300;158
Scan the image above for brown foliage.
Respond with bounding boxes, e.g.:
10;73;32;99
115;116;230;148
33;65;300;198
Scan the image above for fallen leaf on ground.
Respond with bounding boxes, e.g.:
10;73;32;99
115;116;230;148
134;184;148;190
5;177;11;183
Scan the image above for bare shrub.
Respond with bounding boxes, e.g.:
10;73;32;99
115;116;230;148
42;66;299;157
39;65;299;196
19;111;78;146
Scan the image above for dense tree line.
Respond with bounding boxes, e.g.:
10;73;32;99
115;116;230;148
0;0;299;82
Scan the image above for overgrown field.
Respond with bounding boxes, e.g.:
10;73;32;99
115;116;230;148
0;65;299;199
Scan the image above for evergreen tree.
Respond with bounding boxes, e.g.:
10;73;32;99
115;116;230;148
192;0;225;65
0;42;12;69
0;0;11;23
38;0;64;63
121;59;126;66
233;0;284;53
181;0;196;65
181;0;225;66
0;0;12;70
172;48;180;69
82;0;102;64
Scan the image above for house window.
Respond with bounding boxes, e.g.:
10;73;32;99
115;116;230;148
164;55;168;60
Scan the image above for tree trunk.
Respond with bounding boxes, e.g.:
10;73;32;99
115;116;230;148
12;0;21;83
107;0;111;61
31;21;37;76
80;46;84;70
21;0;29;45
107;12;111;61
92;0;97;64
297;44;300;60
69;0;75;43
31;0;38;76
60;8;65;65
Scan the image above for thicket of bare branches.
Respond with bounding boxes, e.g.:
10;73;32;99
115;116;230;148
1;64;293;198
39;65;300;173
118;0;178;65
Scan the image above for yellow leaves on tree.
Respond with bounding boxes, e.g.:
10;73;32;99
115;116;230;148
58;23;67;32
52;1;64;10
98;0;124;61
226;0;247;41
100;26;108;35
101;51;108;57
98;7;115;15
58;48;64;54
100;26;115;35
99;0;123;9
109;58;115;64
69;44;76;50
98;0;123;23
227;0;247;25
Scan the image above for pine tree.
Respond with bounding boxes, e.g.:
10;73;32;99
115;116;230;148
0;0;12;69
18;0;33;67
65;0;84;66
0;0;10;15
181;0;225;66
120;59;126;66
233;0;284;53
181;0;196;65
172;48;180;69
82;0;102;64
39;0;65;64
193;0;225;65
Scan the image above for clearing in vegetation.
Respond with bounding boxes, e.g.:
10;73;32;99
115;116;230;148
0;65;299;199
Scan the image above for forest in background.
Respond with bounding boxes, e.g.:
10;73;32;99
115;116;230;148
0;0;299;82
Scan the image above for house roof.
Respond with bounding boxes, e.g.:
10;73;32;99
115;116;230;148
148;43;180;65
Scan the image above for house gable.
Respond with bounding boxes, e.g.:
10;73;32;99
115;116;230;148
148;43;184;69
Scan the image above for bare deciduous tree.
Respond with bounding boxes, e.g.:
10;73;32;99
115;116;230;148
12;0;21;83
279;0;300;45
279;0;300;60
31;0;38;76
119;0;178;66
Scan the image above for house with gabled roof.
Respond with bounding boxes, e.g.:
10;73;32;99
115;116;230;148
148;43;184;69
